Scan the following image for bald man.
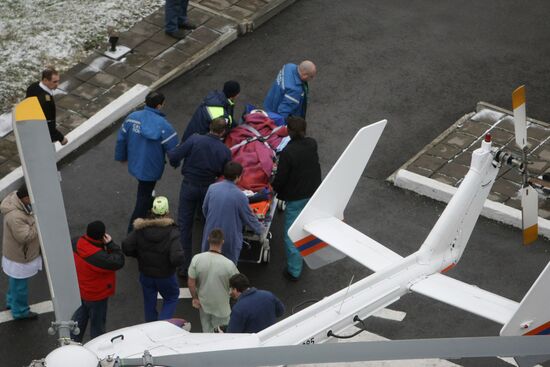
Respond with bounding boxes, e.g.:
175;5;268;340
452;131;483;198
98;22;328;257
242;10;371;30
264;60;316;120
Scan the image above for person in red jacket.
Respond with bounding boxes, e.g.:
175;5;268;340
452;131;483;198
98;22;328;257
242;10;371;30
71;221;125;342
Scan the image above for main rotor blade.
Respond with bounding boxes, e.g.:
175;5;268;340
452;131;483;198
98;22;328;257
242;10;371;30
12;98;81;335
513;85;527;149
521;185;539;245
121;336;550;367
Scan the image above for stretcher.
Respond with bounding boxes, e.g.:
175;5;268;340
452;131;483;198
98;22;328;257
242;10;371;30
225;110;288;264
240;196;278;264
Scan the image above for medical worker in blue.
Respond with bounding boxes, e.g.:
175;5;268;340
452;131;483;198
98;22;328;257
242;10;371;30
263;60;316;120
201;161;263;264
115;91;179;233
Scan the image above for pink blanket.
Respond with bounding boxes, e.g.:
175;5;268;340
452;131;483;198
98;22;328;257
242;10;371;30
225;112;288;192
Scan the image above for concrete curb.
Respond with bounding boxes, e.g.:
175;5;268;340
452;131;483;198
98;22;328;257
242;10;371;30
393;169;550;240
189;0;297;34
0;84;150;199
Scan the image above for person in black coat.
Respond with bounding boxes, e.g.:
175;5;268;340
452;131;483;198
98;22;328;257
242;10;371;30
25;68;68;145
272;117;321;281
122;196;184;322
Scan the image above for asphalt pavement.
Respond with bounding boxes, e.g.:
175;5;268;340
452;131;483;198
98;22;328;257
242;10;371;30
2;1;550;366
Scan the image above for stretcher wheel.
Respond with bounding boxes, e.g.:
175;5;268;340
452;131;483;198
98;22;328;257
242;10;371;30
277;200;286;211
262;247;270;264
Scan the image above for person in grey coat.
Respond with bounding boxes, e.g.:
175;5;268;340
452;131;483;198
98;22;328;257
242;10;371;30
201;162;263;264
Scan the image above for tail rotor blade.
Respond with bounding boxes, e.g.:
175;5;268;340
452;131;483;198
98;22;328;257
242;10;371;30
513;85;527;149
521;185;538;245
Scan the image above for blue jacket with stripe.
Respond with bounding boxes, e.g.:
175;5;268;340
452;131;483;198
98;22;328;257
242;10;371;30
115;106;178;182
263;63;308;119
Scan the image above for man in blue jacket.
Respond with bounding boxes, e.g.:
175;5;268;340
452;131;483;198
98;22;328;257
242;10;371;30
263;61;317;120
181;81;240;143
226;273;284;333
167;118;231;278
115;91;178;233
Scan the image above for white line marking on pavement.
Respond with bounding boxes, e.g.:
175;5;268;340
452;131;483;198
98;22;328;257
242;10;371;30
372;308;406;322
0;300;53;323
157;288;191;300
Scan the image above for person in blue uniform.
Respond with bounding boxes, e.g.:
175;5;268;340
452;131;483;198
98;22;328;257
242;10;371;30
115;91;178;233
201;162;263;264
181;81;240;143
167;118;231;278
263;61;316;121
226;273;284;333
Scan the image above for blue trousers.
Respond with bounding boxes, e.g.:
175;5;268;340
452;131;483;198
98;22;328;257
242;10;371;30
177;180;208;273
283;199;309;277
165;0;190;33
71;298;108;342
139;273;179;322
6;276;30;319
128;180;156;233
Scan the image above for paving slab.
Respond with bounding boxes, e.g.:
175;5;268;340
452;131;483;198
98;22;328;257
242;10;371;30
86;71;123;89
198;0;239;10
58;76;84;93
205;15;239;33
81;53;116;72
118;32;149;49
104;61;140;79
390;102;550;239
143;7;165;27
458;120;492;137
174;37;207;56
437;162;470;181
56;94;91;112
72;83;107;101
444;132;477;150
188;8;214;26
68;63;100;82
134;39;172;57
150;29;181;46
128;20;162;37
188;26;223;44
410;155;447;172
426;143;462;160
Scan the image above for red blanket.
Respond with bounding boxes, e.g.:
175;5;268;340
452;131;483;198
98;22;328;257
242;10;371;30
226;112;288;192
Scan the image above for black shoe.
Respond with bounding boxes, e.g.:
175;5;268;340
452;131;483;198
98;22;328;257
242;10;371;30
15;311;38;320
179;22;197;30
283;269;299;282
165;30;187;40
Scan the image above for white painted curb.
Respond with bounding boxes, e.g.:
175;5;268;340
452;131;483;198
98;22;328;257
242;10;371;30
0;84;150;199
393;169;550;240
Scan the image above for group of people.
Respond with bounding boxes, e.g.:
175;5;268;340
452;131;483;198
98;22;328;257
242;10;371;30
1;59;320;342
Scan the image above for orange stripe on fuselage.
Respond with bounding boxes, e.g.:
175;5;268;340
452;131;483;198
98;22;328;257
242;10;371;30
524;320;550;335
295;234;317;247
300;242;328;256
440;263;456;273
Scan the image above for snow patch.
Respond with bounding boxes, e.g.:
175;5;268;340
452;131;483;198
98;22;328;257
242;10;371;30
0;0;164;114
0;113;12;138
